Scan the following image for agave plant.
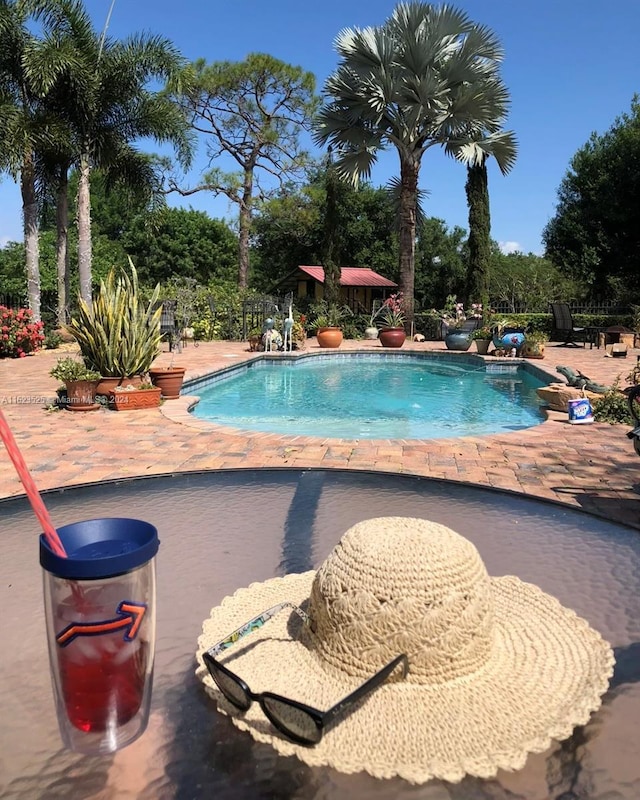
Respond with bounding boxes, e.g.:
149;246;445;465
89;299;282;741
66;260;162;377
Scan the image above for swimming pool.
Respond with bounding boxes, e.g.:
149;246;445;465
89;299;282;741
188;353;547;439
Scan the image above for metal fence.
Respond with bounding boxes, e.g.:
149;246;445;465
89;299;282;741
0;291;62;325
240;295;294;340
490;300;629;315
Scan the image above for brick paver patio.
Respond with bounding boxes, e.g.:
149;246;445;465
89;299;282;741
1;337;639;529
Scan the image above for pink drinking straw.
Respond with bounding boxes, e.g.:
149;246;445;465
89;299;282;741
0;407;67;558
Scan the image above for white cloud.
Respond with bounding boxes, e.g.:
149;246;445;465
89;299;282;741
498;241;521;255
0;236;11;249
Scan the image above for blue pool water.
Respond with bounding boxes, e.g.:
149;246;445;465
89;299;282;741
190;354;547;439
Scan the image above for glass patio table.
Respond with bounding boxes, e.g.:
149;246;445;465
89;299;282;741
1;468;639;800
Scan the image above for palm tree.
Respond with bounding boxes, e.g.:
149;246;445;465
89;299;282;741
0;0;68;321
28;0;192;306
314;1;513;323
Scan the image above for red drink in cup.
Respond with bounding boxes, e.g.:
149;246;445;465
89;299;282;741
41;518;158;754
60;639;148;732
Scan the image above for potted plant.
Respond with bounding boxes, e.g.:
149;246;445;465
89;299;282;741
492;318;527;354
110;381;162;411
520;330;548;359
50;357;101;412
432;296;483;351
471;325;493;355
65;260;162;395
312;301;352;348
377;293;407;348
364;301;382;340
148;362;187;399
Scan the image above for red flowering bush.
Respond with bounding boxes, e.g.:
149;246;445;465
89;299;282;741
0;306;45;358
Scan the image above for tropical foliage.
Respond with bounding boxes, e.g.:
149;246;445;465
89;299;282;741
314;2;514;322
377;293;406;328
66;262;162;376
0;0;192;321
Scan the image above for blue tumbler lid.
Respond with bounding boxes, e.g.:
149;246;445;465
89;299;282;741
39;518;159;579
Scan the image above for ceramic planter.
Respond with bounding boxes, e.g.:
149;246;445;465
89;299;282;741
317;327;343;348
475;339;491;355
364;326;379;340
109;387;162;411
379;327;406;348
444;331;473;351
64;379;101;411
149;367;186;399
521;341;546;359
493;328;527;353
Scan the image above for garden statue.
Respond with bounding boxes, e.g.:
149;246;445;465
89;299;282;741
556;365;609;394
283;303;294;353
263;317;275;352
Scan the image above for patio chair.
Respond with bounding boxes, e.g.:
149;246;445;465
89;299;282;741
159;300;181;352
550;302;587;347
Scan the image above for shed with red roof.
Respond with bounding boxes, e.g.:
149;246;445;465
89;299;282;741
274;266;397;313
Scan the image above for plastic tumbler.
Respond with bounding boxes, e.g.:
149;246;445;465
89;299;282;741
40;518;159;755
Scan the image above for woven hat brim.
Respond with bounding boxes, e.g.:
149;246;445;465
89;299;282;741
196;571;614;785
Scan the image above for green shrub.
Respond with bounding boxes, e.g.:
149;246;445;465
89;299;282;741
43;330;63;350
592;379;633;424
50;357;100;382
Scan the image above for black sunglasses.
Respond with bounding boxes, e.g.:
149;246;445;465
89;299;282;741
202;601;409;746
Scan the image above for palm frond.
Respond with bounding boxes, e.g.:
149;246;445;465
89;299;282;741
445;129;518;175
386;174;430;227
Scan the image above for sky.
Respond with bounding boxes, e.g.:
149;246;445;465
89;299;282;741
1;0;639;257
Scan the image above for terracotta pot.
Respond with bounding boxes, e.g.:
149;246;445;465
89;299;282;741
444;331;472;351
149;367;186;399
317;327;343;348
379;327;406;348
96;375;143;396
64;379;100;411
109;387;162;411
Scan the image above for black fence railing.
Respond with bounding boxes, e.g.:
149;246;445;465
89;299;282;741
490;300;629;315
240;295;296;340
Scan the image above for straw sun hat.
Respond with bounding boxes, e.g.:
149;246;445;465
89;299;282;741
196;517;614;784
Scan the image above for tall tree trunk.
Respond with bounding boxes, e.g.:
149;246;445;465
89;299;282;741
56;165;70;326
237;170;253;289
77;148;92;306
322;161;341;306
21;153;41;322
465;161;491;319
398;155;419;326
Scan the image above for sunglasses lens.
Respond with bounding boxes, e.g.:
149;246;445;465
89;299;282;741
207;660;250;710
261;696;321;744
